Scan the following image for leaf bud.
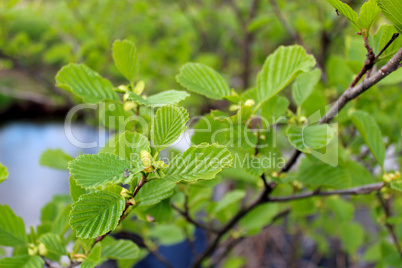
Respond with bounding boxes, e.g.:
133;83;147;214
38;243;48;256
133;81;145;95
120;188;132;198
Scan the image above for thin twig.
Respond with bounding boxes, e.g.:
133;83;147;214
268;182;384;202
192;46;402;266
172;203;219;233
282;44;402;173
377;192;402;258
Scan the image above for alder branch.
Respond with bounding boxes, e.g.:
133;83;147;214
268;182;384;202
282;39;402;173
172;203;219;234
192;45;402;267
210;208;290;266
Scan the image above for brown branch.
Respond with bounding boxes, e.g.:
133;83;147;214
377;192;402;258
268;182;384;202
172;201;219;234
210;208;290;266
282;44;402;173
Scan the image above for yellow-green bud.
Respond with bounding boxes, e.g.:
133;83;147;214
127;198;136;206
383;173;392;183
73;254;86;262
123;92;130;101
38;243;48;256
120;188;132;198
118;85;129;92
124;101;137;111
28;244;38;256
244;99;255;106
133;81;145;95
141;150;154;172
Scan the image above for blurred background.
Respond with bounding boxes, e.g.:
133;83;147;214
1;0;401;267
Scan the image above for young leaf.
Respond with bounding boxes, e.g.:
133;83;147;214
390;180;402;191
0;162;8;184
164;143;233;182
70;191;125;239
39;233;67;256
257;45;315;103
40;149;73;170
357;0;381;31
56;64;118;104
350;110;385;167
68;153;141;189
151;105;189;150
326;0;359;27
0;204;27;247
115;131;150;162
127;90;189;107
69;177;87;203
377;0;402;33
176;63;230;100
286;124;335;153
135;179;176;207
260;96;289;126
101;239;139;260
148;224;186;245
292;69;321;106
81;243;101;268
0;255;44;268
112;40;139;82
213;190;246;215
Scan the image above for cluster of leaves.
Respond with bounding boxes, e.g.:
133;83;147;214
0;0;402;267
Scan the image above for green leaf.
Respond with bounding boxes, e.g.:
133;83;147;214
164;143;233;182
70;191;125;239
257;45;316;103
260;96;289;126
151;105;189;150
176;63;230;100
81;243;101;268
377;0;402;33
350;110;385;167
135;179;176;207
390;180;402;191
0;255;44;268
40;149;73;170
339;222;365;254
112;40;139;81
52;205;72;235
286;124;335;153
56;64;118;104
101;239;139;260
239;203;279;236
69;177;87;203
0;162;8;184
292;69;321;106
68;153;141;189
39;233;66;255
357;0;381;31
296;158;373;188
148;224;186;245
213;190;246;215
127;90;189;107
0;204;27;247
99;101;135;131
326;0;359;27
115;131;150;162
